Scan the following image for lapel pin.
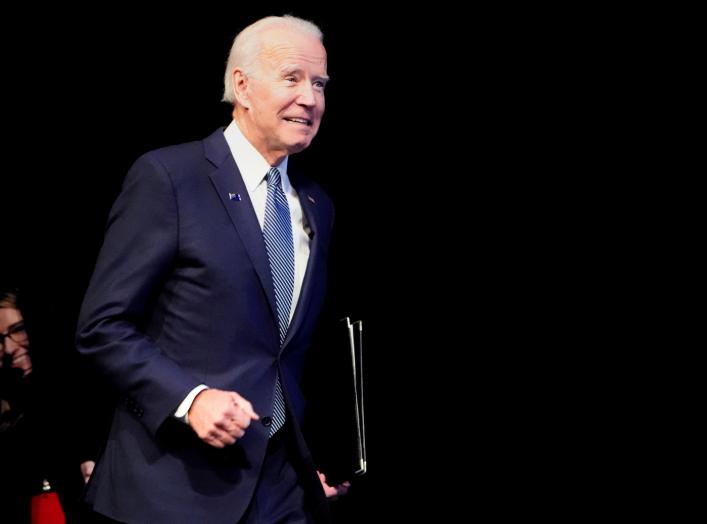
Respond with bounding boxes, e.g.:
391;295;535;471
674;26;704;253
228;192;242;201
307;195;316;204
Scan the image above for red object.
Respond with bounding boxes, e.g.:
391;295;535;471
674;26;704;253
31;491;66;524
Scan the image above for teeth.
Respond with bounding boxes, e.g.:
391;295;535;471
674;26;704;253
287;118;309;124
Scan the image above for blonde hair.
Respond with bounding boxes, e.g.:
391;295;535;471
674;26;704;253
0;290;18;309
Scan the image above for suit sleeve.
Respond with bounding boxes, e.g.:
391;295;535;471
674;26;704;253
76;153;200;435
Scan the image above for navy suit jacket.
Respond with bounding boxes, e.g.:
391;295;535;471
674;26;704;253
76;128;334;524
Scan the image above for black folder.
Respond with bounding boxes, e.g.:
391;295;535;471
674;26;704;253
341;317;366;477
304;316;367;484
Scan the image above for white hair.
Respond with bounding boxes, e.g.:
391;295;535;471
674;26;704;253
222;15;323;104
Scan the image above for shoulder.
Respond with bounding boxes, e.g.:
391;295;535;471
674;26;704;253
127;128;226;184
138;140;205;175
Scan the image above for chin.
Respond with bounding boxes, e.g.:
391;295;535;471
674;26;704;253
283;128;317;151
287;139;313;154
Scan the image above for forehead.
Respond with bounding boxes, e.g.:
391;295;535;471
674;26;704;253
0;307;23;330
259;28;327;72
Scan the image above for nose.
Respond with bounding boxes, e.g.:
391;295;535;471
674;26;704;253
297;83;317;107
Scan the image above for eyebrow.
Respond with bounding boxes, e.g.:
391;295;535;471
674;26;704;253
280;65;330;83
4;320;24;332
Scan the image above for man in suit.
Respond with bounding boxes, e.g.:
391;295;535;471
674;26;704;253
76;15;347;524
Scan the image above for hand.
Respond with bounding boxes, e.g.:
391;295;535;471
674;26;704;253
317;471;350;499
188;389;259;448
80;460;95;484
0;347;32;376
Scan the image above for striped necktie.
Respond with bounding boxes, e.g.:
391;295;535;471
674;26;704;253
262;167;294;435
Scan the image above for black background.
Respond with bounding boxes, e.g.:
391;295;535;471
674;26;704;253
2;7;454;522
1;5;621;521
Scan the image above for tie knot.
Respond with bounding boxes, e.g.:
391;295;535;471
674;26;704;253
267;167;282;188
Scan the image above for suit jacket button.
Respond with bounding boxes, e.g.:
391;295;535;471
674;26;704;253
261;416;272;427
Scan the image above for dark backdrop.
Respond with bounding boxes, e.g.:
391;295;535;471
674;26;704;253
2;7;649;520
3;5;576;521
2;7;446;523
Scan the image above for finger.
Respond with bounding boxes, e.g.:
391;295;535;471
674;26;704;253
323;485;338;498
231;393;259;420
14;353;30;365
228;426;245;439
215;413;248;433
205;429;237;448
219;431;237;446
11;353;33;375
213;419;245;439
230;409;254;430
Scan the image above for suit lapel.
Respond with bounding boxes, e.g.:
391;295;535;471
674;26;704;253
282;186;323;348
203;130;326;350
204;131;278;322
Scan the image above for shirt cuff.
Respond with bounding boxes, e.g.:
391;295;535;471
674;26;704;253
174;384;209;425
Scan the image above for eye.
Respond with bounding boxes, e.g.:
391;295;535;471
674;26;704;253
313;80;326;90
285;75;297;83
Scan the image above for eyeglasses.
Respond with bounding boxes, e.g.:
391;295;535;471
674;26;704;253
0;323;27;347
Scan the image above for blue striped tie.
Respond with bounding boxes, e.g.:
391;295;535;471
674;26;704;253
263;167;294;436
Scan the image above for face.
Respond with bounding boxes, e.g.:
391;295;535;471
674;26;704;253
235;28;328;165
0;306;32;376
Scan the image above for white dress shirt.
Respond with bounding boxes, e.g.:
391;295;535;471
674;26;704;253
223;119;311;321
175;121;312;423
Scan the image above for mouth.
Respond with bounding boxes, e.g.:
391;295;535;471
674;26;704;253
283;117;312;126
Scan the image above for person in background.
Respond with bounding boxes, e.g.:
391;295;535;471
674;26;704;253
1;287;40;522
0;289;33;377
76;14;348;524
1;286;80;523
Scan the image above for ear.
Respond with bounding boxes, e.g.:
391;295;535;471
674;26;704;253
232;68;250;109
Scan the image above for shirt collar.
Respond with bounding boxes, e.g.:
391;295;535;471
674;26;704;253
223;120;290;193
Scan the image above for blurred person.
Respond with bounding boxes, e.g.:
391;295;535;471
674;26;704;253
1;287;75;523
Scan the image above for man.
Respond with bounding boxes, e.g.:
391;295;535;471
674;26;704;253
77;15;347;524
